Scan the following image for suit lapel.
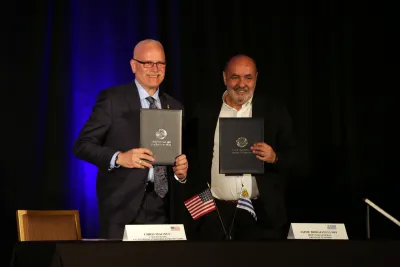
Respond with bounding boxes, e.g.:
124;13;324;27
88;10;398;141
251;93;264;118
159;90;169;109
124;81;142;111
200;102;221;184
123;82;149;177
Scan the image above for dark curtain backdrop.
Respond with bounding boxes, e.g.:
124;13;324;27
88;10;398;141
181;0;397;242
2;0;397;265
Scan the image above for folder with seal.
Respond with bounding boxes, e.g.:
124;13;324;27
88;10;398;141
219;117;264;174
140;109;182;165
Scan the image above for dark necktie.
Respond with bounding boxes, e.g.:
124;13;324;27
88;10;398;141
146;96;168;198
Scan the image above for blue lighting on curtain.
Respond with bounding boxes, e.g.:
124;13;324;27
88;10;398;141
67;0;178;238
68;1;142;238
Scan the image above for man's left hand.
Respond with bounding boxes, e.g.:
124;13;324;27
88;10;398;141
173;154;188;180
251;142;277;163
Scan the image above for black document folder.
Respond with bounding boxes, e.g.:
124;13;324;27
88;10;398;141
140;109;182;165
219;117;264;174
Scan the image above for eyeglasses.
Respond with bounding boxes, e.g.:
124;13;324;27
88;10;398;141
133;59;167;68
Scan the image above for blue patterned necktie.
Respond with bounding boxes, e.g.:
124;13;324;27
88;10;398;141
146;96;168;198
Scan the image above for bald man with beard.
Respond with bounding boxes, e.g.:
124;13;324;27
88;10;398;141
185;54;296;241
74;39;188;239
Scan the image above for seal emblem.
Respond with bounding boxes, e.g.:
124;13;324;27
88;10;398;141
236;137;248;148
156;129;167;140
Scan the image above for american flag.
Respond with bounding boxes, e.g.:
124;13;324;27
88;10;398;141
184;188;216;220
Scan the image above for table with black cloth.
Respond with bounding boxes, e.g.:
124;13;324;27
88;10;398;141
10;240;400;267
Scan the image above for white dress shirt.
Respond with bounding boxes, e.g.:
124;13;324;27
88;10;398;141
210;91;260;200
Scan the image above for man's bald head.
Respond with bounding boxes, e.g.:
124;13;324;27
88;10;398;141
130;39;166;95
133;39;164;59
224;54;257;73
223;54;258;110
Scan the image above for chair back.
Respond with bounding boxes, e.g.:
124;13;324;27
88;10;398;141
16;210;82;241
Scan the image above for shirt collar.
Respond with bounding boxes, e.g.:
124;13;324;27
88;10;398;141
135;79;160;102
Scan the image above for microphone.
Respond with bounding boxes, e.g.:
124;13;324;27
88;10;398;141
364;198;400;239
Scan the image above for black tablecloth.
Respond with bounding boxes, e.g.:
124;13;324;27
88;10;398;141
10;240;400;267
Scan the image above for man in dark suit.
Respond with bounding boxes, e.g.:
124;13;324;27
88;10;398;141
185;54;296;241
73;39;188;239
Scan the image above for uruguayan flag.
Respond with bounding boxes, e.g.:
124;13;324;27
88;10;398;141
237;189;257;221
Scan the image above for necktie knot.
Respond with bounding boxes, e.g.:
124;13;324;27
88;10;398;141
146;96;158;109
146;96;155;104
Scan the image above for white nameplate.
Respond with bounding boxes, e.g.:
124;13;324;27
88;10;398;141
287;223;348;240
122;224;187;241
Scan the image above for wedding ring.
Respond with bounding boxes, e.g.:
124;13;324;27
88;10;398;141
138;159;142;165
